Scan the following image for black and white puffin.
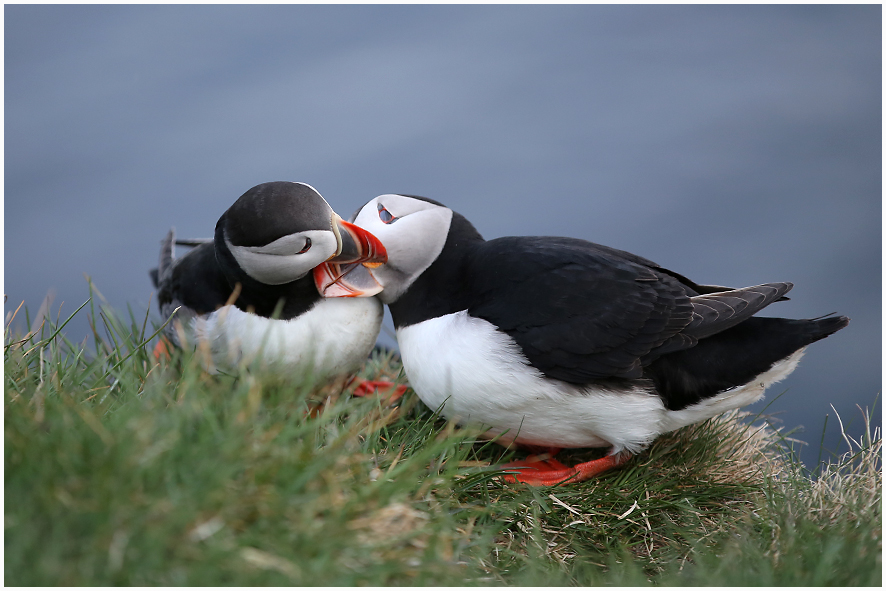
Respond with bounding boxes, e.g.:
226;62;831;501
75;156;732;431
150;181;391;386
316;194;850;485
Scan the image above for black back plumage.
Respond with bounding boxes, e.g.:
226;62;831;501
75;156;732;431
466;236;697;381
156;238;232;316
387;207;849;411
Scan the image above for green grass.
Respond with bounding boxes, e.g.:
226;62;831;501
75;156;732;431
5;293;882;585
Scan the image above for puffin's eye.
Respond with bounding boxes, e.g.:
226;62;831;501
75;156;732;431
296;237;311;254
378;204;397;224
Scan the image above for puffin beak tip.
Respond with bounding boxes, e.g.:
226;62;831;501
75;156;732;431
315;219;386;297
328;219;387;265
314;261;383;298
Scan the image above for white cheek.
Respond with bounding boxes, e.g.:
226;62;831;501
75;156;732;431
352;201;385;232
228;230;338;285
372;225;440;284
351;197;453;302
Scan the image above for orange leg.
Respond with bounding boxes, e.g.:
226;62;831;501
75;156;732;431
153;337;172;360
350;379;408;402
501;448;630;486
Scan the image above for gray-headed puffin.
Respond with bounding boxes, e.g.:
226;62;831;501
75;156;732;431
150;181;395;389
316;193;850;485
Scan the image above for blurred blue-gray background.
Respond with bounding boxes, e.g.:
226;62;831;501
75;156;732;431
5;5;880;465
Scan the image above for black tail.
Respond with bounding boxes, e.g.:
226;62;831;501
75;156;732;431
149;228;176;289
647;315;849;411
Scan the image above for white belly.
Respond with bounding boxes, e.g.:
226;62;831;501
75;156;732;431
186;297;383;382
396;311;665;454
396;310;803;454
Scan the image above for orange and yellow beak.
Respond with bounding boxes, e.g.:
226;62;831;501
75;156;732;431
313;219;386;297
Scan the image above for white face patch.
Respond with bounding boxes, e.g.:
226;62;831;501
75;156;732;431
351;195;453;304
227;229;339;285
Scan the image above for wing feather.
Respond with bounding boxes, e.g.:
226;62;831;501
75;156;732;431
466;237;694;382
465;237;789;385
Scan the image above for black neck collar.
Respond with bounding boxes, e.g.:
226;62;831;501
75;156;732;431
388;211;484;328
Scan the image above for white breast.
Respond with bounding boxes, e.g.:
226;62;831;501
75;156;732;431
396;311;666;454
184;297;383;382
395;310;802;454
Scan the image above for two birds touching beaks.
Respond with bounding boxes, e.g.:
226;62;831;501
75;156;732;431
151;181;848;486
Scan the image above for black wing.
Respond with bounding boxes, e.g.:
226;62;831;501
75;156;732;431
466;236;789;384
153;229;233;318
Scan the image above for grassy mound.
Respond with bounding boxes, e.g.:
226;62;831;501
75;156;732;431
5;295;881;585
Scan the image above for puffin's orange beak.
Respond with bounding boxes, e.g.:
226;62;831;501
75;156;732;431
313;220;386;297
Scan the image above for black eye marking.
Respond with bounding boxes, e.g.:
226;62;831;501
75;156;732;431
378;203;397;224
297;237;311;254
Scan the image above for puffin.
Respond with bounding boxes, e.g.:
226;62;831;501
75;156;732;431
315;193;850;486
150;181;395;389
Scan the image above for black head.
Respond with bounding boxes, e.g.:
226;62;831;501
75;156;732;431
223;181;333;248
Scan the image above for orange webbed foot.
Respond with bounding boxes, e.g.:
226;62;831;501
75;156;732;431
501;449;630;486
